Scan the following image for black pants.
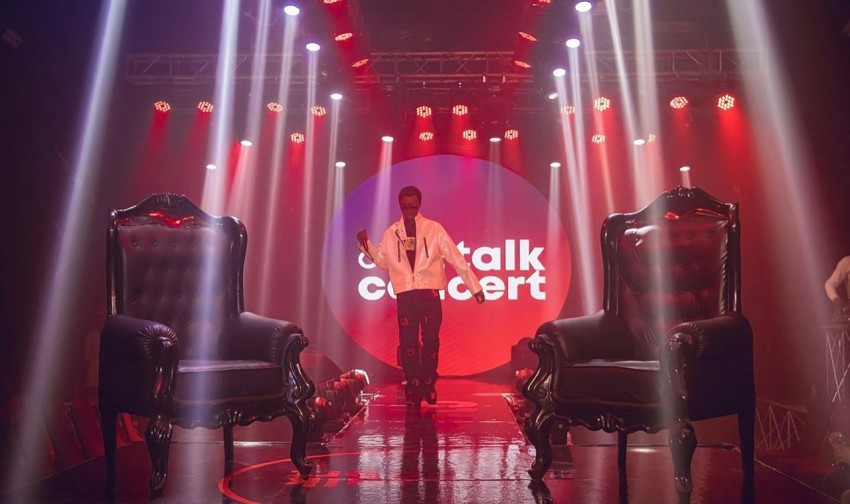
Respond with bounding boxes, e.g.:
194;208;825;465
396;289;443;396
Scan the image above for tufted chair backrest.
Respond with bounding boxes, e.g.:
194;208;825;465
601;187;741;360
107;194;246;360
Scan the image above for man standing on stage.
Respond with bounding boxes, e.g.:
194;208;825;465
357;186;485;409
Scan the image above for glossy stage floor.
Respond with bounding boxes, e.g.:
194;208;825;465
10;379;837;503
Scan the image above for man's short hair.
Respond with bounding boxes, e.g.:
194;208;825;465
398;186;422;202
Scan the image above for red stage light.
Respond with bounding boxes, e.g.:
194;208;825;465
311;105;327;117
591;134;606;144
518;31;538;42
452;104;469;116
334;32;353;42
323;0;342;4
462;129;477;141
504;129;519;140
416;105;432;118
560;105;576;115
513;60;532;69
593;96;611;112
267;102;283;112
153;100;171;113
291;132;305;143
419;131;434;141
669;96;688;109
197;101;214;113
717;94;735;111
352;58;369;68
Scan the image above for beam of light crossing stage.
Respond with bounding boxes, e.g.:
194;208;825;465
555;74;597;314
726;0;832;344
201;0;239;216
632;0;664;204
2;0;127;496
578;15;615;215
298;43;321;325
317;96;346;357
258;9;298;314
368;136;395;254
227;0;273;223
189;2;241;496
605;0;642;204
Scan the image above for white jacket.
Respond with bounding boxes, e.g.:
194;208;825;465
364;213;482;296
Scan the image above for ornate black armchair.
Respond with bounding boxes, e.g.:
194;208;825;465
523;187;754;502
98;194;315;499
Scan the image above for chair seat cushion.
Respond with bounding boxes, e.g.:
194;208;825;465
555;360;661;405
174;359;283;400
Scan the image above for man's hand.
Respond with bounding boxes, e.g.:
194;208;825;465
473;291;485;304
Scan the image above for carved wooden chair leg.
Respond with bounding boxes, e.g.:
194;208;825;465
669;417;696;503
287;410;313;477
525;409;555;480
99;407;117;502
738;410;755;503
223;423;235;474
145;413;173;498
617;431;628;488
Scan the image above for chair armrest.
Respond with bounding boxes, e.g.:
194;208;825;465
534;310;633;362
100;314;179;364
228;312;304;362
230;312;315;404
98;314;179;417
666;313;752;360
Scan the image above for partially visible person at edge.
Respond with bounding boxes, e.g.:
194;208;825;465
357;185;485;410
826;255;850;320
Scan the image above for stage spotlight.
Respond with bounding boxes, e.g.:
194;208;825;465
462;129;477;141
415;105;432;118
206;163;217;170
330;92;343;100
267;101;283;112
335;161;346;168
283;5;300;16
560;104;576;115
565;38;581;49
419;131;434;141
504;128;519;140
381;135;394;142
593;96;611;111
291;132;305;143
550;161;561;168
647;133;657;143
513;59;532;69
153;100;171;113
547;92;559;100
240;139;253;147
489;136;501;143
575;1;594;13
324;0;342;4
197;100;214;113
552;68;566;77
591;134;605;144
334;32;353;42
311;105;327;116
670;96;688;109
717;94;736;110
633;138;646;146
306;42;321;52
352;58;369;69
452;104;469;116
